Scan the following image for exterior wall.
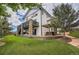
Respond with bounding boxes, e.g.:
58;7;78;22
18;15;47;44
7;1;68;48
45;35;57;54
36;10;51;36
72;26;79;29
36;10;42;36
42;27;49;36
26;10;51;36
41;11;51;36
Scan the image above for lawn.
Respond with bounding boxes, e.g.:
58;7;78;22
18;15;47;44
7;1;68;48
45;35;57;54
0;35;79;55
69;30;79;38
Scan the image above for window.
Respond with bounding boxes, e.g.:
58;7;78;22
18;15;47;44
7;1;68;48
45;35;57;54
32;14;38;18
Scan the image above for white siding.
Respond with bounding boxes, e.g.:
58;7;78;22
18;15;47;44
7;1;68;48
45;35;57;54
27;9;51;36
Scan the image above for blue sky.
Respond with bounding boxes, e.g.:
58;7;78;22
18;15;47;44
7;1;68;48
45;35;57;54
7;3;79;32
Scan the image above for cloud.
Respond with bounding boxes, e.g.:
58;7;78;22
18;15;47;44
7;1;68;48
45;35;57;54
72;3;79;11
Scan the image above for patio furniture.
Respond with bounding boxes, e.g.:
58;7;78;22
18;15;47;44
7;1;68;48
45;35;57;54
45;32;55;36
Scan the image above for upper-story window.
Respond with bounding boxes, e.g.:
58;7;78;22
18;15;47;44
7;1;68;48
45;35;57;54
32;13;38;18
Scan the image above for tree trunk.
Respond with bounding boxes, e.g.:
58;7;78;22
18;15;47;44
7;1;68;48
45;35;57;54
63;29;66;39
1;29;4;38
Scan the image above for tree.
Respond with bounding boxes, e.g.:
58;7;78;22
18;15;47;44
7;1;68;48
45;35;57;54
52;3;79;37
6;3;39;11
0;4;10;37
50;16;60;35
0;4;8;16
0;3;39;37
0;17;11;37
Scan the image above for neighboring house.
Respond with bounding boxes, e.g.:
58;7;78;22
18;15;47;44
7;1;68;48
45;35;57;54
71;19;79;27
17;6;52;36
71;19;79;29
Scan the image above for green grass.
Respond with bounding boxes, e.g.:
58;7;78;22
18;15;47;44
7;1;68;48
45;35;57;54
69;30;79;38
0;35;79;55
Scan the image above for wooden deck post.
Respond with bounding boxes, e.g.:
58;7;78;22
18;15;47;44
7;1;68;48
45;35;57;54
29;19;33;36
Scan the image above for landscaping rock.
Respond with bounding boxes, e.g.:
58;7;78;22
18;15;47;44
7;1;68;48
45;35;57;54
0;42;5;47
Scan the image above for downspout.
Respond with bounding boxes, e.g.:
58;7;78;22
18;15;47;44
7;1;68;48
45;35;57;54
40;7;42;36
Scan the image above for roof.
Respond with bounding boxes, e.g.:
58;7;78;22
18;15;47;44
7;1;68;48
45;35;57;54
71;19;79;27
40;6;52;17
23;8;39;20
17;6;52;27
24;6;52;19
17;20;39;29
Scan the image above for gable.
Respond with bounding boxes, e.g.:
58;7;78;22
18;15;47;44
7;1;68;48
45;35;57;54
24;7;52;20
40;7;52;18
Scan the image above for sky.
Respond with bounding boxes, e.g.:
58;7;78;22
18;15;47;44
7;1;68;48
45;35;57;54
7;3;79;32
